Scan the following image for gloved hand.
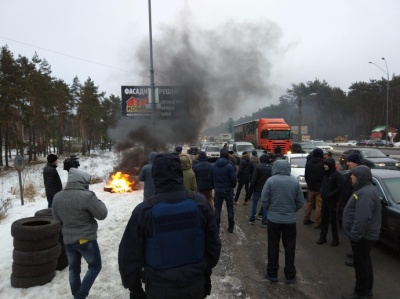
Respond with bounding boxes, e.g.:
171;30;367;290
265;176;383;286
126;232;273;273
129;288;146;299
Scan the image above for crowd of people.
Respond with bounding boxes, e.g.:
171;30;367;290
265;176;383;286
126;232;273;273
42;142;381;299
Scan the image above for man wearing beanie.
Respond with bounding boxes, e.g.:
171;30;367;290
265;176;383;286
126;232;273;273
209;149;238;233
119;153;221;299
304;148;324;228
43;154;62;208
340;153;361;267
193;151;214;210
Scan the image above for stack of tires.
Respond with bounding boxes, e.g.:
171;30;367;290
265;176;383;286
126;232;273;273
11;217;61;288
34;208;68;270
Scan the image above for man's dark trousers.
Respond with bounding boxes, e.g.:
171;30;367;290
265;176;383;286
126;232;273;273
351;238;374;296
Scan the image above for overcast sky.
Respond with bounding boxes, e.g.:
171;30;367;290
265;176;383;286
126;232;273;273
1;0;399;126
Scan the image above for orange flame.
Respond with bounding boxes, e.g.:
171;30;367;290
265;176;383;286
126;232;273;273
104;172;134;193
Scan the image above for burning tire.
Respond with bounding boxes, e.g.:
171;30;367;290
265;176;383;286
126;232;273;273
13;234;59;251
11;271;55;288
11;217;61;241
13;243;61;266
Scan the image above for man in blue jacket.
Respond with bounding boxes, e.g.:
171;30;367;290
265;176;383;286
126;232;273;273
261;159;304;284
209;149;238;233
342;165;381;299
193;151;214;211
119;153;221;299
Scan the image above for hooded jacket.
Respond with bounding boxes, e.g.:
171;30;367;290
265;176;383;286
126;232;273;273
52;168;108;244
305;149;324;192
320;157;344;202
342;165;381;242
180;154;197;191
209;156;237;192
118;153;221;294
261;160;304;224
138;152;158;198
193;153;213;191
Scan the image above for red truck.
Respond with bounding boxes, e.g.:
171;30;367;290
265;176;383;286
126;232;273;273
233;118;292;154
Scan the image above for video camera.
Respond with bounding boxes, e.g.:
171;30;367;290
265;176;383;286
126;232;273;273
63;154;80;172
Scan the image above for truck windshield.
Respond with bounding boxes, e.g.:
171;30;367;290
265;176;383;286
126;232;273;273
261;130;291;140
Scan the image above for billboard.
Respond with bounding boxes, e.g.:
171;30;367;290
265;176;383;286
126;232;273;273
121;86;187;118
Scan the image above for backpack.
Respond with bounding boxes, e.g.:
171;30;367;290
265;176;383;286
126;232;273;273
145;191;205;270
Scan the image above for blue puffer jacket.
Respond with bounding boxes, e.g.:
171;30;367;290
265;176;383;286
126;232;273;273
261;160;304;224
139;152;158;198
193;155;213;191
209;157;237;192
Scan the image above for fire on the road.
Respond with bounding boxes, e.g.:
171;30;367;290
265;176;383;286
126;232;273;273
104;172;135;193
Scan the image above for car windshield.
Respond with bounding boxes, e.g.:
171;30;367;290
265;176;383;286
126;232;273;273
313;141;327;146
300;143;316;150
359;149;387;158
237;145;255;152
206;146;220;152
264;130;291;140
382;178;400;204
290;157;307;168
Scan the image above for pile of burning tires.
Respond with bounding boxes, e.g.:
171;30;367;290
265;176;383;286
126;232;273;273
10;209;68;288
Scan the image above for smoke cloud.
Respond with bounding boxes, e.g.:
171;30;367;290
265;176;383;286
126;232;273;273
110;7;283;153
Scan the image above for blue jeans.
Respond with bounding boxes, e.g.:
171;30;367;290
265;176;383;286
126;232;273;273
214;189;235;231
65;240;102;299
249;191;267;224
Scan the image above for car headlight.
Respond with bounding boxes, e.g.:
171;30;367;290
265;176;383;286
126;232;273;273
375;163;386;167
396;162;400;167
287;151;292;154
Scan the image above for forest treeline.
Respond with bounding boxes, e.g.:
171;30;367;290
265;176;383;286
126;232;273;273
1;45;399;167
0;46;121;167
204;77;400;143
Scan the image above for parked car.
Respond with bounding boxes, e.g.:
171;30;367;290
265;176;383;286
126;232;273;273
290;142;316;154
393;142;400;148
374;140;385;147
204;145;221;163
309;140;333;153
339;148;400;170
284;153;308;194
356;140;367;146
340;169;400;251
187;144;199;155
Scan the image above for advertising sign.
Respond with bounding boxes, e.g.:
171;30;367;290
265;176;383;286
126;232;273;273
121;86;187;118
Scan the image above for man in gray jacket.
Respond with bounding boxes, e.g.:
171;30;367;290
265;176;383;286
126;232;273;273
52;168;108;299
261;159;304;284
342;165;381;299
138;151;158;201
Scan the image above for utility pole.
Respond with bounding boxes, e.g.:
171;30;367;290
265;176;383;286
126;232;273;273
148;0;156;150
298;96;302;142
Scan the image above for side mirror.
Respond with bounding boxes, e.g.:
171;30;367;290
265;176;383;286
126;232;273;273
380;197;389;206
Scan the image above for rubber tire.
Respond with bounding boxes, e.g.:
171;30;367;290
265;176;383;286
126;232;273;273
34;208;53;218
56;248;69;271
13;243;61;266
13;234;59;251
11;217;61;241
11;271;55;288
12;260;57;278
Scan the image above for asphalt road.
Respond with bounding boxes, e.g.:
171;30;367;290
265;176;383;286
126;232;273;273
211;190;400;299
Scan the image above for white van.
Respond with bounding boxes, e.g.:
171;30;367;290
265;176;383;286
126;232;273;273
231;142;255;157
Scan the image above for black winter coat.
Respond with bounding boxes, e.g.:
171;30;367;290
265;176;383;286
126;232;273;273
320;158;344;202
305;158;324;192
43;163;62;197
247;162;272;198
237;154;254;183
193;157;213;191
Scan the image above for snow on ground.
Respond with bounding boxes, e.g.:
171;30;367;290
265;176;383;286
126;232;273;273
0;151;240;299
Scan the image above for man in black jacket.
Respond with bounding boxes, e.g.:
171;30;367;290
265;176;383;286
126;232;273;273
118;153;221;299
247;154;272;227
234;151;254;205
43;154;62;208
317;157;344;246
304;148;324;229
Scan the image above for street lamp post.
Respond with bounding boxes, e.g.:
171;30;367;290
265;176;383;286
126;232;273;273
296;93;316;141
369;58;389;144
